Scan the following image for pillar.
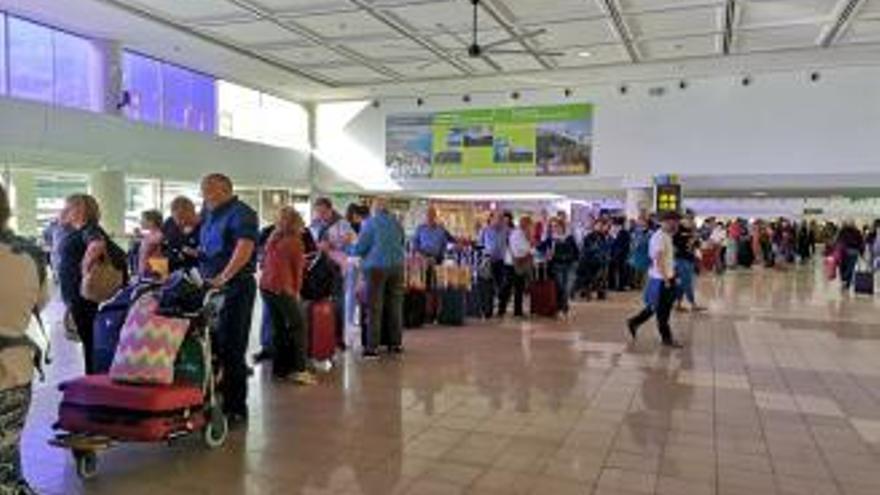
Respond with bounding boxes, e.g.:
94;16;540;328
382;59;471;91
622;176;653;221
90;170;126;238
95;40;124;116
11;170;38;236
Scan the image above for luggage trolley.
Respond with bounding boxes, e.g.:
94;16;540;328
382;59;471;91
50;289;228;480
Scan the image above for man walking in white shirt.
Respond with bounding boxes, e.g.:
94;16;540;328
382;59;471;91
627;212;684;348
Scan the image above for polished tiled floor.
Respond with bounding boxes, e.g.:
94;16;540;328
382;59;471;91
21;264;880;494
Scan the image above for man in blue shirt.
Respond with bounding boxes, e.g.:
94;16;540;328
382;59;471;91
199;174;258;425
349;198;405;358
478;211;510;317
412;206;455;264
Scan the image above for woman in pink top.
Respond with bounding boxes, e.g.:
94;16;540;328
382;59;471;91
259;207;315;385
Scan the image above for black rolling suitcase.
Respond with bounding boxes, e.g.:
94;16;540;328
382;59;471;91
854;270;874;295
438;288;466;326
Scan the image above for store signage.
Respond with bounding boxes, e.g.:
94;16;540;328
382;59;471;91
386;103;594;179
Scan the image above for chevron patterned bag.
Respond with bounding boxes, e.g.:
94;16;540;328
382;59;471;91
109;293;189;385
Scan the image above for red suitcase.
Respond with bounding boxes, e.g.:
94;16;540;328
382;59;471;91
56;375;205;442
530;263;558;318
308;300;337;360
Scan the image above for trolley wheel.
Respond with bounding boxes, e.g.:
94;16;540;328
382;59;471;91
203;407;228;449
73;450;98;480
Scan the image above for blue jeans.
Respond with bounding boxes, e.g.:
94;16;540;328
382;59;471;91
840;250;860;289
552;264;573;313
260;300;273;351
675;258;696;305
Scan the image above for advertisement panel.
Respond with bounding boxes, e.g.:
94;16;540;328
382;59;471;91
386;103;593;179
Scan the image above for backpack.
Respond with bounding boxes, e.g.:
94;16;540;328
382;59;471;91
301;252;342;301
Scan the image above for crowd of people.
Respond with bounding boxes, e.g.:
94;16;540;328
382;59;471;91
7;172;880;493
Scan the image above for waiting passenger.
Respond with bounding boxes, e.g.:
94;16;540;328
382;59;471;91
835;220;865;291
199;173;258;426
136;209;165;278
57;194;119;374
162;196;201;272
0;183;49;495
310;198;354;349
350;198;405;358
259;207;315;385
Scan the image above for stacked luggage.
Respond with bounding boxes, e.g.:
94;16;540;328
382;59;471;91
52;269;228;480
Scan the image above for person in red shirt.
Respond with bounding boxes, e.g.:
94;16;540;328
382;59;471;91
259;207;316;385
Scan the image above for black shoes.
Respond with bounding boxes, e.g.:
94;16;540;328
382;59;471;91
626;320;638;341
252;349;273;364
362;349;380;360
388;345;404;355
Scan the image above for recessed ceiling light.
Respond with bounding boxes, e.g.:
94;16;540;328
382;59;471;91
577;51;592;58
751;191;768;197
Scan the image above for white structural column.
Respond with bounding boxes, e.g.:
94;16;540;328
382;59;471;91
11;170;38;236
95;39;125;116
90;170;126;237
622;176;654;220
625;187;653;220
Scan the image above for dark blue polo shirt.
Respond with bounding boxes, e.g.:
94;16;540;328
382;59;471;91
162;218;201;272
199;197;258;281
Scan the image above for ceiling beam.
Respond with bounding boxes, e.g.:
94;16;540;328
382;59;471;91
92;0;336;87
345;0;475;74
720;0;737;55
819;0;867;47
480;0;557;70
597;0;641;63
223;0;404;80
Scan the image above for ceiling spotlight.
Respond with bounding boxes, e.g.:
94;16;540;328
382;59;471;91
462;94;471;103
416;97;425;106
577;51;592;58
741;76;752;87
510;91;520;100
619;84;628;95
679;80;688;90
810;71;821;82
563;88;573;98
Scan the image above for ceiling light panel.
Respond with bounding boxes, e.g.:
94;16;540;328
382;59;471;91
738;0;838;26
639;34;717;60
626;6;719;39
500;0;604;23
386;0;497;32
293;10;398;38
737;24;823;51
203;20;305;45
129;0;248;20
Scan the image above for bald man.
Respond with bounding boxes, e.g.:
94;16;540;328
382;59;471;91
412;206;455;264
199;173;258;425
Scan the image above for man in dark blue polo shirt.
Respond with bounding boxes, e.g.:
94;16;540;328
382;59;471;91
199;174;258;425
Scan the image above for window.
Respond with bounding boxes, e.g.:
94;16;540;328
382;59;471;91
34;173;89;232
160;181;202;213
8;17;53;103
125;178;159;234
217;80;309;150
122;52;162;125
53;30;101;111
0;14;7;95
161;63;215;132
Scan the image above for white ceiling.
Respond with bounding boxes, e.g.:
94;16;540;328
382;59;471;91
4;0;880;100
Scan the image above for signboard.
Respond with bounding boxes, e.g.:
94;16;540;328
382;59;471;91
386;103;594;179
655;184;682;214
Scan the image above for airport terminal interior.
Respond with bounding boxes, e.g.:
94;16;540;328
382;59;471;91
3;0;880;494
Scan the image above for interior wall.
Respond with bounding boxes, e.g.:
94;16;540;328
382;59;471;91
0;96;311;187
314;65;880;193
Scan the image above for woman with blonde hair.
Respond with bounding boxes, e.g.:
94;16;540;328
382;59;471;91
259;207;315;385
56;193;121;374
